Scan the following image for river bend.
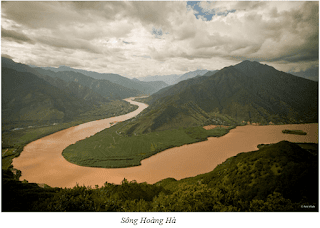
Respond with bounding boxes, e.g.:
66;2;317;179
13;98;318;188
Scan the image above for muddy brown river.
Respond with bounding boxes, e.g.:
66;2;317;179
13;98;318;188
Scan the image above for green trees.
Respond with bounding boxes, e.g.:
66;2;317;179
3;141;318;212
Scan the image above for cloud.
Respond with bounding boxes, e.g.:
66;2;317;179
1;1;318;77
1;27;34;44
1;53;13;59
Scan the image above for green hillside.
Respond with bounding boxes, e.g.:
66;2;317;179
129;61;318;135
34;68;142;100
1;57;140;171
2;141;317;212
62;122;232;168
1;67;91;124
37;65;169;94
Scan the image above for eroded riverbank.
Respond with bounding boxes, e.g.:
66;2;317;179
13;98;318;188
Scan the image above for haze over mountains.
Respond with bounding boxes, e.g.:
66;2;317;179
139;69;213;85
288;67;319;82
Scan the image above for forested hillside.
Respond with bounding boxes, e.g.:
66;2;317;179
36;65;168;94
125;61;318;135
2;141;317;212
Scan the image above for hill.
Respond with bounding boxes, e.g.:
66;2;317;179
127;60;318;134
288;66;319;81
2;141;317;212
36;65;168;94
1;57;140;171
173;69;211;84
34;68;142;100
133;74;181;85
34;74;111;104
1;67;93;125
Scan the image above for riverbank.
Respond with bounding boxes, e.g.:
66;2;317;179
3;99;138;170
3;140;318;212
12;108;318;188
62;123;233;168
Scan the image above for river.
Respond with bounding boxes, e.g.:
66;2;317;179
13;98;318;188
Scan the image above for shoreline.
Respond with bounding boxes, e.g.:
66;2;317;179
13;114;318;188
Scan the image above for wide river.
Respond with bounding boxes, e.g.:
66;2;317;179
13;98;318;188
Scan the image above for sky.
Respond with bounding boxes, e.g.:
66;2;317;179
1;0;319;78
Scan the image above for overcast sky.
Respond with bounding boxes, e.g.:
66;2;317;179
1;1;318;78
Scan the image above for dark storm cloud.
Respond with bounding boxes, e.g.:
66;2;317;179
34;35;103;54
1;1;318;76
0;1;103;29
1;27;34;44
1;1;177;30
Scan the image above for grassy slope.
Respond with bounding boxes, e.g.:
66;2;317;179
62;122;233;168
2;100;138;170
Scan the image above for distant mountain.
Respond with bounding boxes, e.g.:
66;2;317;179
35;65;168;94
123;60;318;134
34;68;141;100
201;70;219;77
288;67;319;81
139;74;181;85
140;70;213;86
173;69;212;84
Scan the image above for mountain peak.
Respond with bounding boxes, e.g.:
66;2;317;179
234;60;276;75
237;60;261;66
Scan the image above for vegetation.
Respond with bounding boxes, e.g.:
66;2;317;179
2;100;138;170
62;122;234;168
140;60;318;131
282;129;307;135
36;64;168;95
2;141;317;212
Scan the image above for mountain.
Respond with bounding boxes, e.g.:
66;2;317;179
1;67;92;125
33;68;141;100
173;69;211;84
139;74;181;85
2;57;140;101
123;60;318;134
1;57;144;129
35;65;168;94
139;70;217;85
35;74;110;104
288;67;319;81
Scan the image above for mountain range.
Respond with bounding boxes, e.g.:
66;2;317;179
2;58;318;133
138;74;181;85
1;57;166;127
288;67;319;81
2;67;92;124
123;60;318;134
138;69;214;85
33;65;168;95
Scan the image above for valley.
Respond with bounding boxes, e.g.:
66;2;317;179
2;58;318;212
12;95;318;188
1;0;319;216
